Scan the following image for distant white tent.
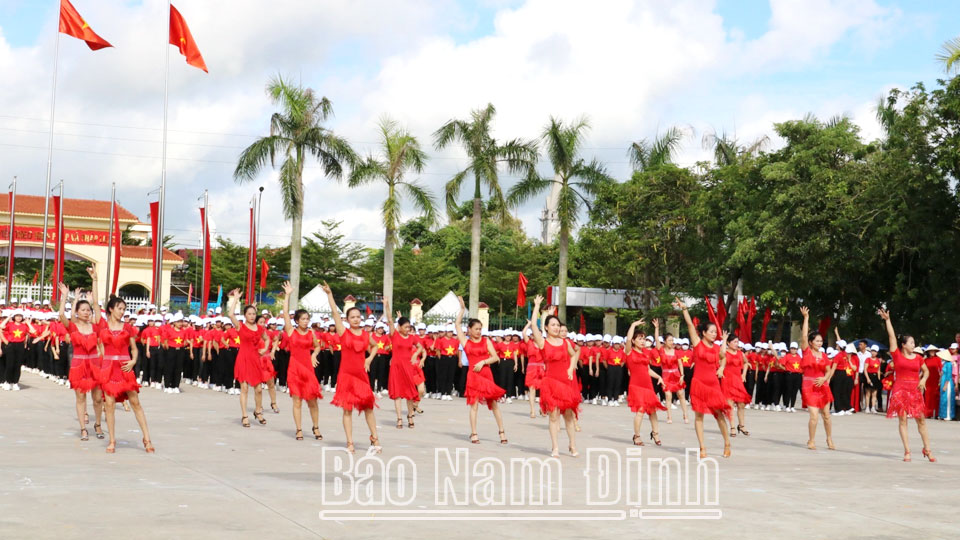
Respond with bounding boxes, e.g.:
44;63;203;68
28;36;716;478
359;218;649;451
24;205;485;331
425;291;460;319
299;285;342;314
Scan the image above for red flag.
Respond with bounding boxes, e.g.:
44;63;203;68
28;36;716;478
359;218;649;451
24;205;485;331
31;271;38;285
59;0;112;50
365;304;372;317
704;295;718;330
691;316;700;333
736;300;747;342
817;317;832;339
579;312;586;334
169;5;207;72
516;272;529;307
51;196;62;301
199;207;211;312
716;293;727;329
187;283;193;306
744;297;757;343
5;192;13;293
110;202;121;295
760;308;772;342
259;258;268;289
149;201;159;303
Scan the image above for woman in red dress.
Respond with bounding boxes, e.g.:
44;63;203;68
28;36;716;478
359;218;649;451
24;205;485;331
674;298;732;458
454;295;507;445
798;307;835;451
878;309;935;462
529;296;581;457
624;319;666;446
99;296;154;453
720;334;752;438
225;289;268;428
384;300;426;429
522;319;545;418
279;282;323;441
323;282;380;454
653;319;688;424
254;313;280;415
58;271;105;441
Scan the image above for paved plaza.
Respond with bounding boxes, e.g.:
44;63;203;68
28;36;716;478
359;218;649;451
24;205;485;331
0;371;955;539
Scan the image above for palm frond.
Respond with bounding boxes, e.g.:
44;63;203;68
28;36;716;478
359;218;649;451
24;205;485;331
444;168;470;218
234;135;285;181
936;37;960;73
627;140;649;171
506;173;552;206
647;126;685;169
348;155;387;188
400;181;438;226
277;155;303;220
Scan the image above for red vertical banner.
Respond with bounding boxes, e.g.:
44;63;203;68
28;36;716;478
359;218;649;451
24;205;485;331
716;294;727;330
6;191;15;290
259;258;268;289
579;312;586;334
817;317;832;339
110;202;121;295
704;296;718;330
50;195;62;302
516;272;528;307
149;201;159;303
187;283;193;306
760;308;772;343
199;207;211;313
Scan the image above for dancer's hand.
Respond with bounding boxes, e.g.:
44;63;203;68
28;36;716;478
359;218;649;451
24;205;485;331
281;281;293;296
917;381;924;391
716;367;724;379
799;306;809;319
567;366;575;380
673;297;686;310
320;281;332;295
877;308;890;321
473;362;484;373
311;357;318;368
121;359;136;372
814;376;826;387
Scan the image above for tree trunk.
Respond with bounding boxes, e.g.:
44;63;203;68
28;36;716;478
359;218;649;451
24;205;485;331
383;227;394;313
288;165;304;310
469;196;481;318
558;221;569;323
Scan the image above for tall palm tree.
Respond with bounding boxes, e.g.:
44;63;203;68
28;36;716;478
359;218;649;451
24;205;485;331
701;130;770;166
349;116;436;309
937;37;960;73
627;126;685;172
234;75;356;309
434;103;538;317
507;116;613;322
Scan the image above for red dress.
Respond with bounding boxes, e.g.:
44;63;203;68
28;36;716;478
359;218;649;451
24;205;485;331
67;321;101;392
463;338;505;409
689;341;731;417
626;350;666;414
800;348;834;409
98;323;140;402
524;339;545;388
538;340;582;417
720;349;751;404
259;336;277;382
887;350;925;419
286;329;322;400
388;332;420;400
659;348;685;392
233;324;266;386
331;329;376;412
923;355;941;418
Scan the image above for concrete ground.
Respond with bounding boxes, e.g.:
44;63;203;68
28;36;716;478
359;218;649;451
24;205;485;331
0;371;955;540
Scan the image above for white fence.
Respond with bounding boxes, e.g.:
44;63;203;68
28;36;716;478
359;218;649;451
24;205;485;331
1;281;149;311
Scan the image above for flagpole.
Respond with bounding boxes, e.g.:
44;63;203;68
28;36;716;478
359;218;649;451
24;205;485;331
6;176;17;303
154;0;171;308
55;180;64;302
41;18;62;301
104;182;115;306
200;189;208;313
256;186;263;304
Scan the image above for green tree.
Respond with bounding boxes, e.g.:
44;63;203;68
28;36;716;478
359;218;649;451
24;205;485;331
234;75;356;307
349;116;436;308
507;116;613;321
627;126;686;172
433;103;538;316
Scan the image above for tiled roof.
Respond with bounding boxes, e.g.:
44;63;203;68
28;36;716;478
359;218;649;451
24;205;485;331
121;245;182;262
0;194;140;222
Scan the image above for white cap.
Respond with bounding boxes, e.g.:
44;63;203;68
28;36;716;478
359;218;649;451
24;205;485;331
790;342;799;349
844;344;856;353
870;344;880;351
836;339;847;348
602;334;612;342
951;343;959;350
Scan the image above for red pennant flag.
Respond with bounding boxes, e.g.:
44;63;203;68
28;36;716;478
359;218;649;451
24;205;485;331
111;202;121;295
817;317;832;339
579;312;586;334
31;271;38;285
365;304;372;316
59;0;112;50
169;5;208;72
260;259;268;289
760;308;772;342
704;295;718;330
149;201;159;303
516;272;529;307
716;294;727;329
736;301;747;342
199;207;212;312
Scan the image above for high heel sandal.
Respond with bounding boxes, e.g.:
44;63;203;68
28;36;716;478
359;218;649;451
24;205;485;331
143;438;155;453
650;431;662;446
312;426;322;440
396;418;403;429
632;434;644;446
575;422;581;432
826;439;836;451
667;417;673;424
94;423;104;439
407;414;415;428
271;402;279;414
106;441;116;453
254;410;267;425
499;430;508;444
415;406;424;414
722;444;731;458
551;448;560;458
80;428;89;441
806;440;816;450
903;451;911;462
84;412;89;424
922;448;936;462
470;433;480;444
569;446;579;457
241;416;250;428
729;427;737;438
346;442;355;454
737;424;750;437
530;412;537;418
295;429;303;440
369;435;382;454
683;416;689;424
699;447;707;458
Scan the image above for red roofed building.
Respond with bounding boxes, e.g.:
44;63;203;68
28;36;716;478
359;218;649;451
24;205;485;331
1;194;182;306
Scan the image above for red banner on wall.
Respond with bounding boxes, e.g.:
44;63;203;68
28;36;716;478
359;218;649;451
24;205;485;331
1;225;113;246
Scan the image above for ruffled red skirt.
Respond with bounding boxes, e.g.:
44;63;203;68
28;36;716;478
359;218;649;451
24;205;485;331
465;365;505;410
388;356;421;401
721;372;751;404
411;363;425;386
525;363;545;389
287;360;322;401
234;347;265;386
887;380;925;418
259;354;276;383
801;377;834;409
68;354;101;393
662;368;685;393
627;383;666;414
99;359;139;402
331;372;377;413
690;375;732;418
539;376;582;418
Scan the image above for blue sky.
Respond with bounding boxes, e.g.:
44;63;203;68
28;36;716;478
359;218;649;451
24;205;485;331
0;0;958;249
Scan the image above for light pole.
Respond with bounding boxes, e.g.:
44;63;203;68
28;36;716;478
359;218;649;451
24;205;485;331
257;186;263;304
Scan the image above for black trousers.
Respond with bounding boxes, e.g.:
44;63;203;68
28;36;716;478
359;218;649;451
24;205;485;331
437;355;457;396
783;373;801;408
767;372;784;406
147;346;163;384
651;365;665;401
497;359;515;396
370;354;390;391
597;365;608;400
745;369;757;400
55;343;69;380
330;351;341;387
164;348;185;388
515;360;527;397
755;373;768;405
831;372;853;412
424;355;438;394
4;342;26;384
198;355;212;383
275;349;290;387
219;348;237;388
606;365;625;400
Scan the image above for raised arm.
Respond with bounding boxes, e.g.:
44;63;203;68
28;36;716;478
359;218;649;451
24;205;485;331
799;306;810;351
878;308;897;353
86;266;100;325
673;297;700;348
383;299;394;329
322;282;345;336
624;319;644;355
653;318;660;349
529;295;545;349
57;283;71;327
280;281;294;335
454;295;468;347
225;288;242;328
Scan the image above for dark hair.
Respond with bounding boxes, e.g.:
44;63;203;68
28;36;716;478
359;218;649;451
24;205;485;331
898;334;914;347
74;299;91;313
345;306;361;318
664;332;674;340
467;318;482;329
544;315;560;328
397;316;410;327
808;331;822;342
255;314;267;325
726;333;738;343
294;309;309;324
632;332;646;343
243;304;256;316
106;295;126;312
697;321;716;336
